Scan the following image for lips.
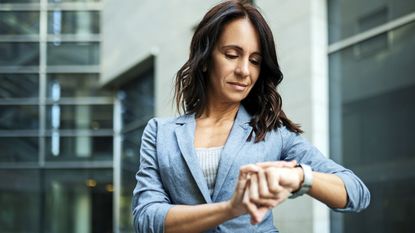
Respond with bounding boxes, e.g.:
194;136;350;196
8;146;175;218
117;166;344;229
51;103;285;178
227;81;248;91
227;82;248;87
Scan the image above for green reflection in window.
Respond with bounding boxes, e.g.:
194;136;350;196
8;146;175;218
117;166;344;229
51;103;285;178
0;11;39;35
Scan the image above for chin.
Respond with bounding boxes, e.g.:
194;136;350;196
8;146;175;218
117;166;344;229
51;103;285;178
224;94;247;104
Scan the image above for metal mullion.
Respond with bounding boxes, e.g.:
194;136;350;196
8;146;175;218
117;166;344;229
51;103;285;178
43;129;114;137
0;66;39;73
0;161;113;170
46;34;101;42
0;3;41;11
47;2;102;11
46;65;100;73
328;12;415;54
39;0;47;167
0;35;40;42
45;97;113;105
0;162;40;169
0;130;39;137
0;98;39;105
44;161;113;169
113;94;122;233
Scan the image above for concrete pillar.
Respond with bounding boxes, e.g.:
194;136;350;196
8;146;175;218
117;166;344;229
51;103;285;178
256;0;330;232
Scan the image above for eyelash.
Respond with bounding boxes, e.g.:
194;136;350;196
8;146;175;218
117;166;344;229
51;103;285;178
250;59;260;65
225;54;238;59
225;53;261;66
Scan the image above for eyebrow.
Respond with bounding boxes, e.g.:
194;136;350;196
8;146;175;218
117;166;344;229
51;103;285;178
221;45;261;56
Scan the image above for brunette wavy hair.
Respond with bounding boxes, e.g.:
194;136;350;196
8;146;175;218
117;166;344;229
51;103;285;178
174;0;303;142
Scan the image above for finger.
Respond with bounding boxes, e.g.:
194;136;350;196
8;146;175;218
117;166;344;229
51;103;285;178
255;206;270;224
249;173;260;203
244;179;267;224
243;182;260;223
265;169;283;195
258;169;273;198
255;198;280;208
248;174;278;208
240;164;260;174
236;165;259;193
256;160;297;169
244;185;272;224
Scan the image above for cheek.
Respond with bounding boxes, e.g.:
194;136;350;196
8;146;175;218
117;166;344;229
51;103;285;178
251;73;260;85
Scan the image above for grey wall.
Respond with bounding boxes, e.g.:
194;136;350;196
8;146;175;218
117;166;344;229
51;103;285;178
257;0;329;232
102;0;216;117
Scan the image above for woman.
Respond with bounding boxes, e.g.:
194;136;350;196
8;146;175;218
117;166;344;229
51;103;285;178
132;1;370;233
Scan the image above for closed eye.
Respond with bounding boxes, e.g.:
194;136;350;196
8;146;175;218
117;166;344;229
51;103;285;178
225;53;238;59
250;58;261;66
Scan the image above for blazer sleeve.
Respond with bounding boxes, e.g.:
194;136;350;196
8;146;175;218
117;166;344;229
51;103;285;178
279;126;371;213
132;118;172;233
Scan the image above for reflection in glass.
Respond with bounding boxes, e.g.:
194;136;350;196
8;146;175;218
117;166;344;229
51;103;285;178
47;74;111;98
120;69;154;125
329;22;415;233
0;170;40;233
0;42;39;66
44;169;112;233
0;11;40;35
0;105;38;130
48;11;99;35
120;128;143;232
46;105;113;130
119;65;154;233
45;136;112;161
47;42;99;65
0;137;38;162
122;128;142;171
0;74;38;98
328;0;415;43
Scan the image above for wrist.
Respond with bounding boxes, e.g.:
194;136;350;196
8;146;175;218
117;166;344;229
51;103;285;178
293;167;305;192
225;200;243;218
289;164;313;199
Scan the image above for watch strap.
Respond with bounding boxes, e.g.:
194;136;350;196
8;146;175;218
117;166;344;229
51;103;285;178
289;163;313;199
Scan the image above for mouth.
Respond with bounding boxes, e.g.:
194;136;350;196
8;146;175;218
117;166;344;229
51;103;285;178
227;82;248;91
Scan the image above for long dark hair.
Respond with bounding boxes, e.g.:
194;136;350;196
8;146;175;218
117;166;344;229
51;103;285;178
175;0;303;142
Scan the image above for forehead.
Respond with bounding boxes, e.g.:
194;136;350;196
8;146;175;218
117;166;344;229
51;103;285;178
217;18;261;52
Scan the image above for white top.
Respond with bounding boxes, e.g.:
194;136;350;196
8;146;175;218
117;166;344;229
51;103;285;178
195;146;223;196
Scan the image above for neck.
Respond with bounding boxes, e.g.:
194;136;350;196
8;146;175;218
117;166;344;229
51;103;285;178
199;99;240;123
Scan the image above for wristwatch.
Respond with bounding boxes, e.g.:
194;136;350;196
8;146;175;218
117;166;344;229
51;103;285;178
289;163;313;199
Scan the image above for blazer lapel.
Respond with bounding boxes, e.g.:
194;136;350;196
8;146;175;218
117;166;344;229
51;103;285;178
211;106;253;201
174;115;212;203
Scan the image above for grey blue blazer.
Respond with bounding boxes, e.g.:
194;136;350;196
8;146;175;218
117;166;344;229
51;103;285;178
132;106;370;233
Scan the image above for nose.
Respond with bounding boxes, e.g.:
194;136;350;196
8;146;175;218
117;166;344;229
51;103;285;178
235;59;250;77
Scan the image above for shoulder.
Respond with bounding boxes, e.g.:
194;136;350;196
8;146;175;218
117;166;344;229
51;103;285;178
144;114;191;132
146;116;177;127
271;124;307;151
267;124;298;141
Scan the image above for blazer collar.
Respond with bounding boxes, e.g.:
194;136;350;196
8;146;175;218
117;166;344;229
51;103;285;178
211;106;252;201
174;104;251;126
174;105;253;203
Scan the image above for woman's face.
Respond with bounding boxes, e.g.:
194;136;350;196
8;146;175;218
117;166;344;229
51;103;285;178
207;18;262;104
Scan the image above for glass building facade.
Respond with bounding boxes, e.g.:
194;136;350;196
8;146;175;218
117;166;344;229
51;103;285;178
0;1;115;233
0;1;155;232
328;0;415;233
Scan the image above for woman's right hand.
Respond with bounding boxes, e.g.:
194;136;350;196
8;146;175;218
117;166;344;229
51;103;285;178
227;164;259;218
227;161;297;222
